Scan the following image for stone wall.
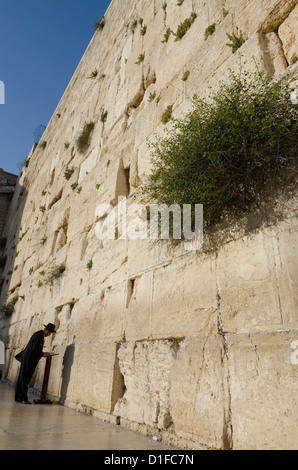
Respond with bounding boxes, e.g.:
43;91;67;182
0;0;297;450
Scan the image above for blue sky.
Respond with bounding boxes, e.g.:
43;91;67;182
0;0;111;175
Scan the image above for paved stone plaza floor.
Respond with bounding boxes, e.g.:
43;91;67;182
0;382;174;450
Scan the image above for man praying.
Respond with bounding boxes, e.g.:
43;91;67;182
14;323;57;404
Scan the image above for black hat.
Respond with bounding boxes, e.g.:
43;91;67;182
44;323;57;333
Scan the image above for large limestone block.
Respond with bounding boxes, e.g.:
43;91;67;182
90;239;128;286
151;254;218;339
227;0;297;35
185;29;287;105
278;4;298;65
124;270;153;341
97;283;126;341
170;335;231;449
114;340;179;429
69;283;125;344
228;331;298;450
72;342;124;413
217;229;285;333
276;217;298;328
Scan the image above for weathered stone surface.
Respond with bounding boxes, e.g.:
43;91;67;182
115;340;179;429
151;254;218;339
278;4;298;65
170;335;231;449
228;0;297;35
228;331;298;450
217;219;298;334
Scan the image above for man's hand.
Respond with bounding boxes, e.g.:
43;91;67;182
43;352;51;357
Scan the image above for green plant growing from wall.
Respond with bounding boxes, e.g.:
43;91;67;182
205;23;216;40
140;25;147;36
86;259;93;270
100;110;108;123
71;182;78;191
174;12;197;41
141;68;298;228
64;167;75;180
94;17;105;31
226;31;245;53
161;105;173;124
161;27;172;43
182;70;190;81
222;8;229;18
177;0;184;5
44;264;66;285
88;69;98;79
39;205;46;213
162;2;167;20
1;295;19;316
131;19;138;33
76;122;95;154
135;53;145;65
148;91;156;102
18;229;28;243
39;141;47;150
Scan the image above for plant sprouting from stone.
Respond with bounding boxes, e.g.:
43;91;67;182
148;91;156;102
94;17;105;31
43;264;66;285
182;70;190;81
39;141;47;150
1;295;19;316
71;182;78;191
141;68;298;227
64;167;75;180
131;19;138;33
205;23;216;40
86;259;93;271
226;31;245;53
135;53;145;65
88;69;98;79
222;8;229;18
162;28;172;43
100;110;108;123
161;105;173;124
141;25;147;36
76;122;95;154
174;12;197;41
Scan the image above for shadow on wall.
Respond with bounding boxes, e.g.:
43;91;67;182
59;344;75;405
0;175;29;380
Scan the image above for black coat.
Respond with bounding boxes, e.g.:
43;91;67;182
14;330;45;402
15;330;44;371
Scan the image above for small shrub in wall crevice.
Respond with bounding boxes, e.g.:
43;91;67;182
141;68;298;228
